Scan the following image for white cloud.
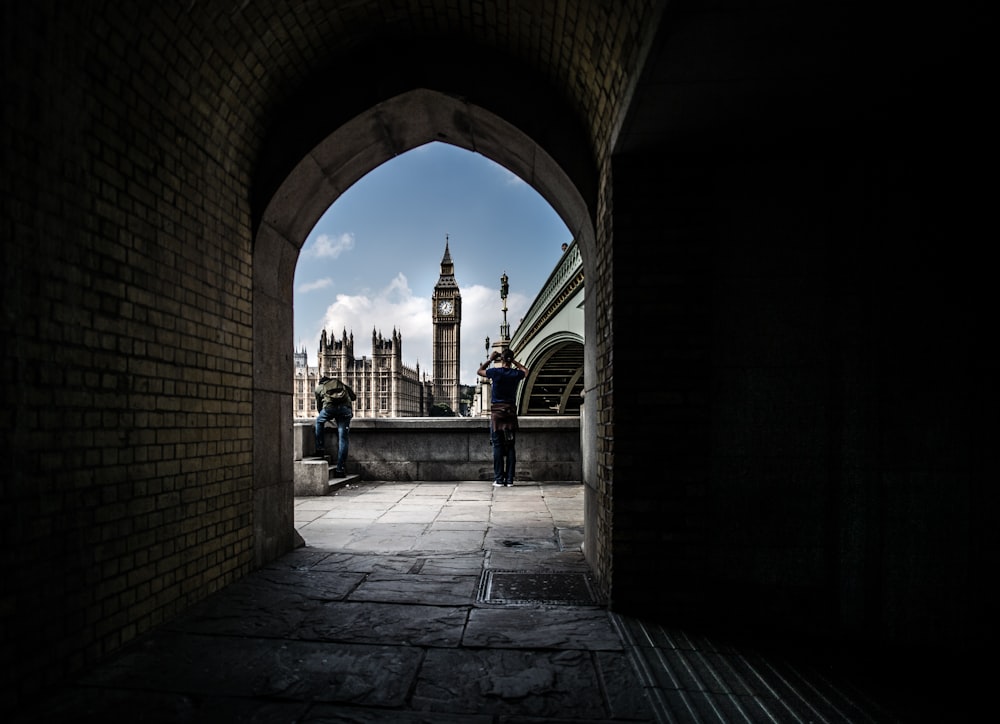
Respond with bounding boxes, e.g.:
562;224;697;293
309;232;355;259
316;274;428;368
296;278;332;294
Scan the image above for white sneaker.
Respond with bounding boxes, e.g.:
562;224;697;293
493;481;504;487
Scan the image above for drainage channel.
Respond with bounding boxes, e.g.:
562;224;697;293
477;570;602;606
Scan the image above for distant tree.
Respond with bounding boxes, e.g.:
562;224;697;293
430;402;455;417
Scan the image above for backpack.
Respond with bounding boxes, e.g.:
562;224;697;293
320;379;350;407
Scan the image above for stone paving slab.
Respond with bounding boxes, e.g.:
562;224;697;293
296;600;468;647
78;632;423;707
244;567;365;600
297;497;350;509
484;527;560;551
160;569;366;637
378;506;445;523
302;704;493;723
307;551;429;573
407;529;487;551
428;519;489;530
348;572;481;605
415;552;487;574
339;487;413;501
30;686;313;723
410;648;617;719
294;521;371;549
315;504;391;519
558;526;585;550
295;511;330;526
265;546;341;569
490;516;558;530
449;489;495;501
489;514;558;527
436;501;494;520
343;522;430;552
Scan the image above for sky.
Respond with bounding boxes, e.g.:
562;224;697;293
293;141;574;386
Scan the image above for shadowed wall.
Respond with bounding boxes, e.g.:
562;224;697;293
2;0;992;708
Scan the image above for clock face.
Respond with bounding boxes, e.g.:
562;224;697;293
438;300;453;315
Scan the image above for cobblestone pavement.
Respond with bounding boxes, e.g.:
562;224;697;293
21;481;951;722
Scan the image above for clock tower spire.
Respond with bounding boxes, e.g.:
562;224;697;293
432;235;462;414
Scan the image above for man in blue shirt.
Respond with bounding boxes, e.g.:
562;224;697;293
478;348;529;487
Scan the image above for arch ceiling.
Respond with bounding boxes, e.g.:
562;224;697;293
241;0;663;227
257;88;592;259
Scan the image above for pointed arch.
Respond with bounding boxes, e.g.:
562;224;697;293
251;87;599;565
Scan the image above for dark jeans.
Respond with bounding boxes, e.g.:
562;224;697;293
490;426;516;484
315;404;353;471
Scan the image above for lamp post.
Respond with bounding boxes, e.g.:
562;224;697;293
499;272;510;343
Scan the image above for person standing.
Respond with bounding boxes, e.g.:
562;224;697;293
314;372;357;477
477;348;529;487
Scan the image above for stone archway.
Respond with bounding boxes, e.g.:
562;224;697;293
252;88;600;569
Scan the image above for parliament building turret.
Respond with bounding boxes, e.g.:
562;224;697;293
294;327;432;418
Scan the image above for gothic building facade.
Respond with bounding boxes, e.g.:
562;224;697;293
293;328;433;419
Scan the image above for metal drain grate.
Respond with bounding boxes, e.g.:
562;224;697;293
477;570;600;605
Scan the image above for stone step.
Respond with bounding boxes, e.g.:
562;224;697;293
294;457;358;495
327;471;360;493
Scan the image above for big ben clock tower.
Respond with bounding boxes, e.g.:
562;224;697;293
432;236;461;414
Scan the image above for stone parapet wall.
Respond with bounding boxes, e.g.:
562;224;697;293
293;417;582;484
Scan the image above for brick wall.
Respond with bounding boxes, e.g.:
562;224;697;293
2;1;260;703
